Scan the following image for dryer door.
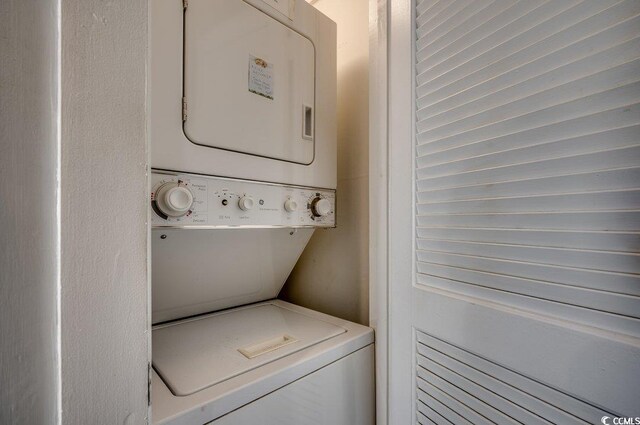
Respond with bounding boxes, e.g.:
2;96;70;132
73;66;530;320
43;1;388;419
183;0;316;165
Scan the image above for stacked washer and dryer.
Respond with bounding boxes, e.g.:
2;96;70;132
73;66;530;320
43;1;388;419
149;0;374;424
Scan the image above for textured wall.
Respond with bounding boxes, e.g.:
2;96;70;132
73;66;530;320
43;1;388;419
282;0;370;325
0;0;60;423
60;0;149;423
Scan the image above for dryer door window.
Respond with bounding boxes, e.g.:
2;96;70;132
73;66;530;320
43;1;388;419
183;0;316;165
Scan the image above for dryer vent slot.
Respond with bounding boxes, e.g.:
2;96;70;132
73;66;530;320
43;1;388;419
238;334;298;359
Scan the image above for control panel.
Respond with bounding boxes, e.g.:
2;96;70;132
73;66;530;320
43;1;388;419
151;171;336;228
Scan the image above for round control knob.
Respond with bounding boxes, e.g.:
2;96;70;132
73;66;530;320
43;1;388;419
284;199;298;213
155;183;194;217
311;197;331;217
238;196;255;211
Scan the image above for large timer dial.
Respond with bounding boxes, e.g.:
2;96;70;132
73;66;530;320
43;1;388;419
154;182;194;218
311;197;332;217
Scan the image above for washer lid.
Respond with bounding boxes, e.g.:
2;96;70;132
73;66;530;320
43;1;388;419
183;0;316;164
152;303;346;396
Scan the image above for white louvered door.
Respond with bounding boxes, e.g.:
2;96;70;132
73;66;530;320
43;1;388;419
386;1;640;423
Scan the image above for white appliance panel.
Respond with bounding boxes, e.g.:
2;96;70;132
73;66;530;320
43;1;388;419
151;172;336;228
210;345;375;425
150;0;336;188
152;228;313;324
153;303;346;396
184;0;315;164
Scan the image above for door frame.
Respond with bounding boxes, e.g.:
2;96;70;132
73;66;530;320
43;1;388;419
369;0;415;424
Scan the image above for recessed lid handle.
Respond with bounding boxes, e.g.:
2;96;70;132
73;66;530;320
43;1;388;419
238;334;298;359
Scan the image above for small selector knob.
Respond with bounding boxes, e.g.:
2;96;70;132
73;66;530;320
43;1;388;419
154;182;194;217
238;196;255;211
284;198;298;213
311;197;331;217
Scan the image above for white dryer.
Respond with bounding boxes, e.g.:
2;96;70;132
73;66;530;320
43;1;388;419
150;0;337;189
149;1;374;424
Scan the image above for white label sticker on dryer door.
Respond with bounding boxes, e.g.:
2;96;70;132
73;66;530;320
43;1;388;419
248;56;274;100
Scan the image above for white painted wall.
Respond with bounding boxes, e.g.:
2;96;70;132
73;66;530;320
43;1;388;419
281;0;370;325
0;1;60;423
59;0;149;423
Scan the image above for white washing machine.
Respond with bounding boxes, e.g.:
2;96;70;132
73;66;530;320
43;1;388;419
149;1;374;424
